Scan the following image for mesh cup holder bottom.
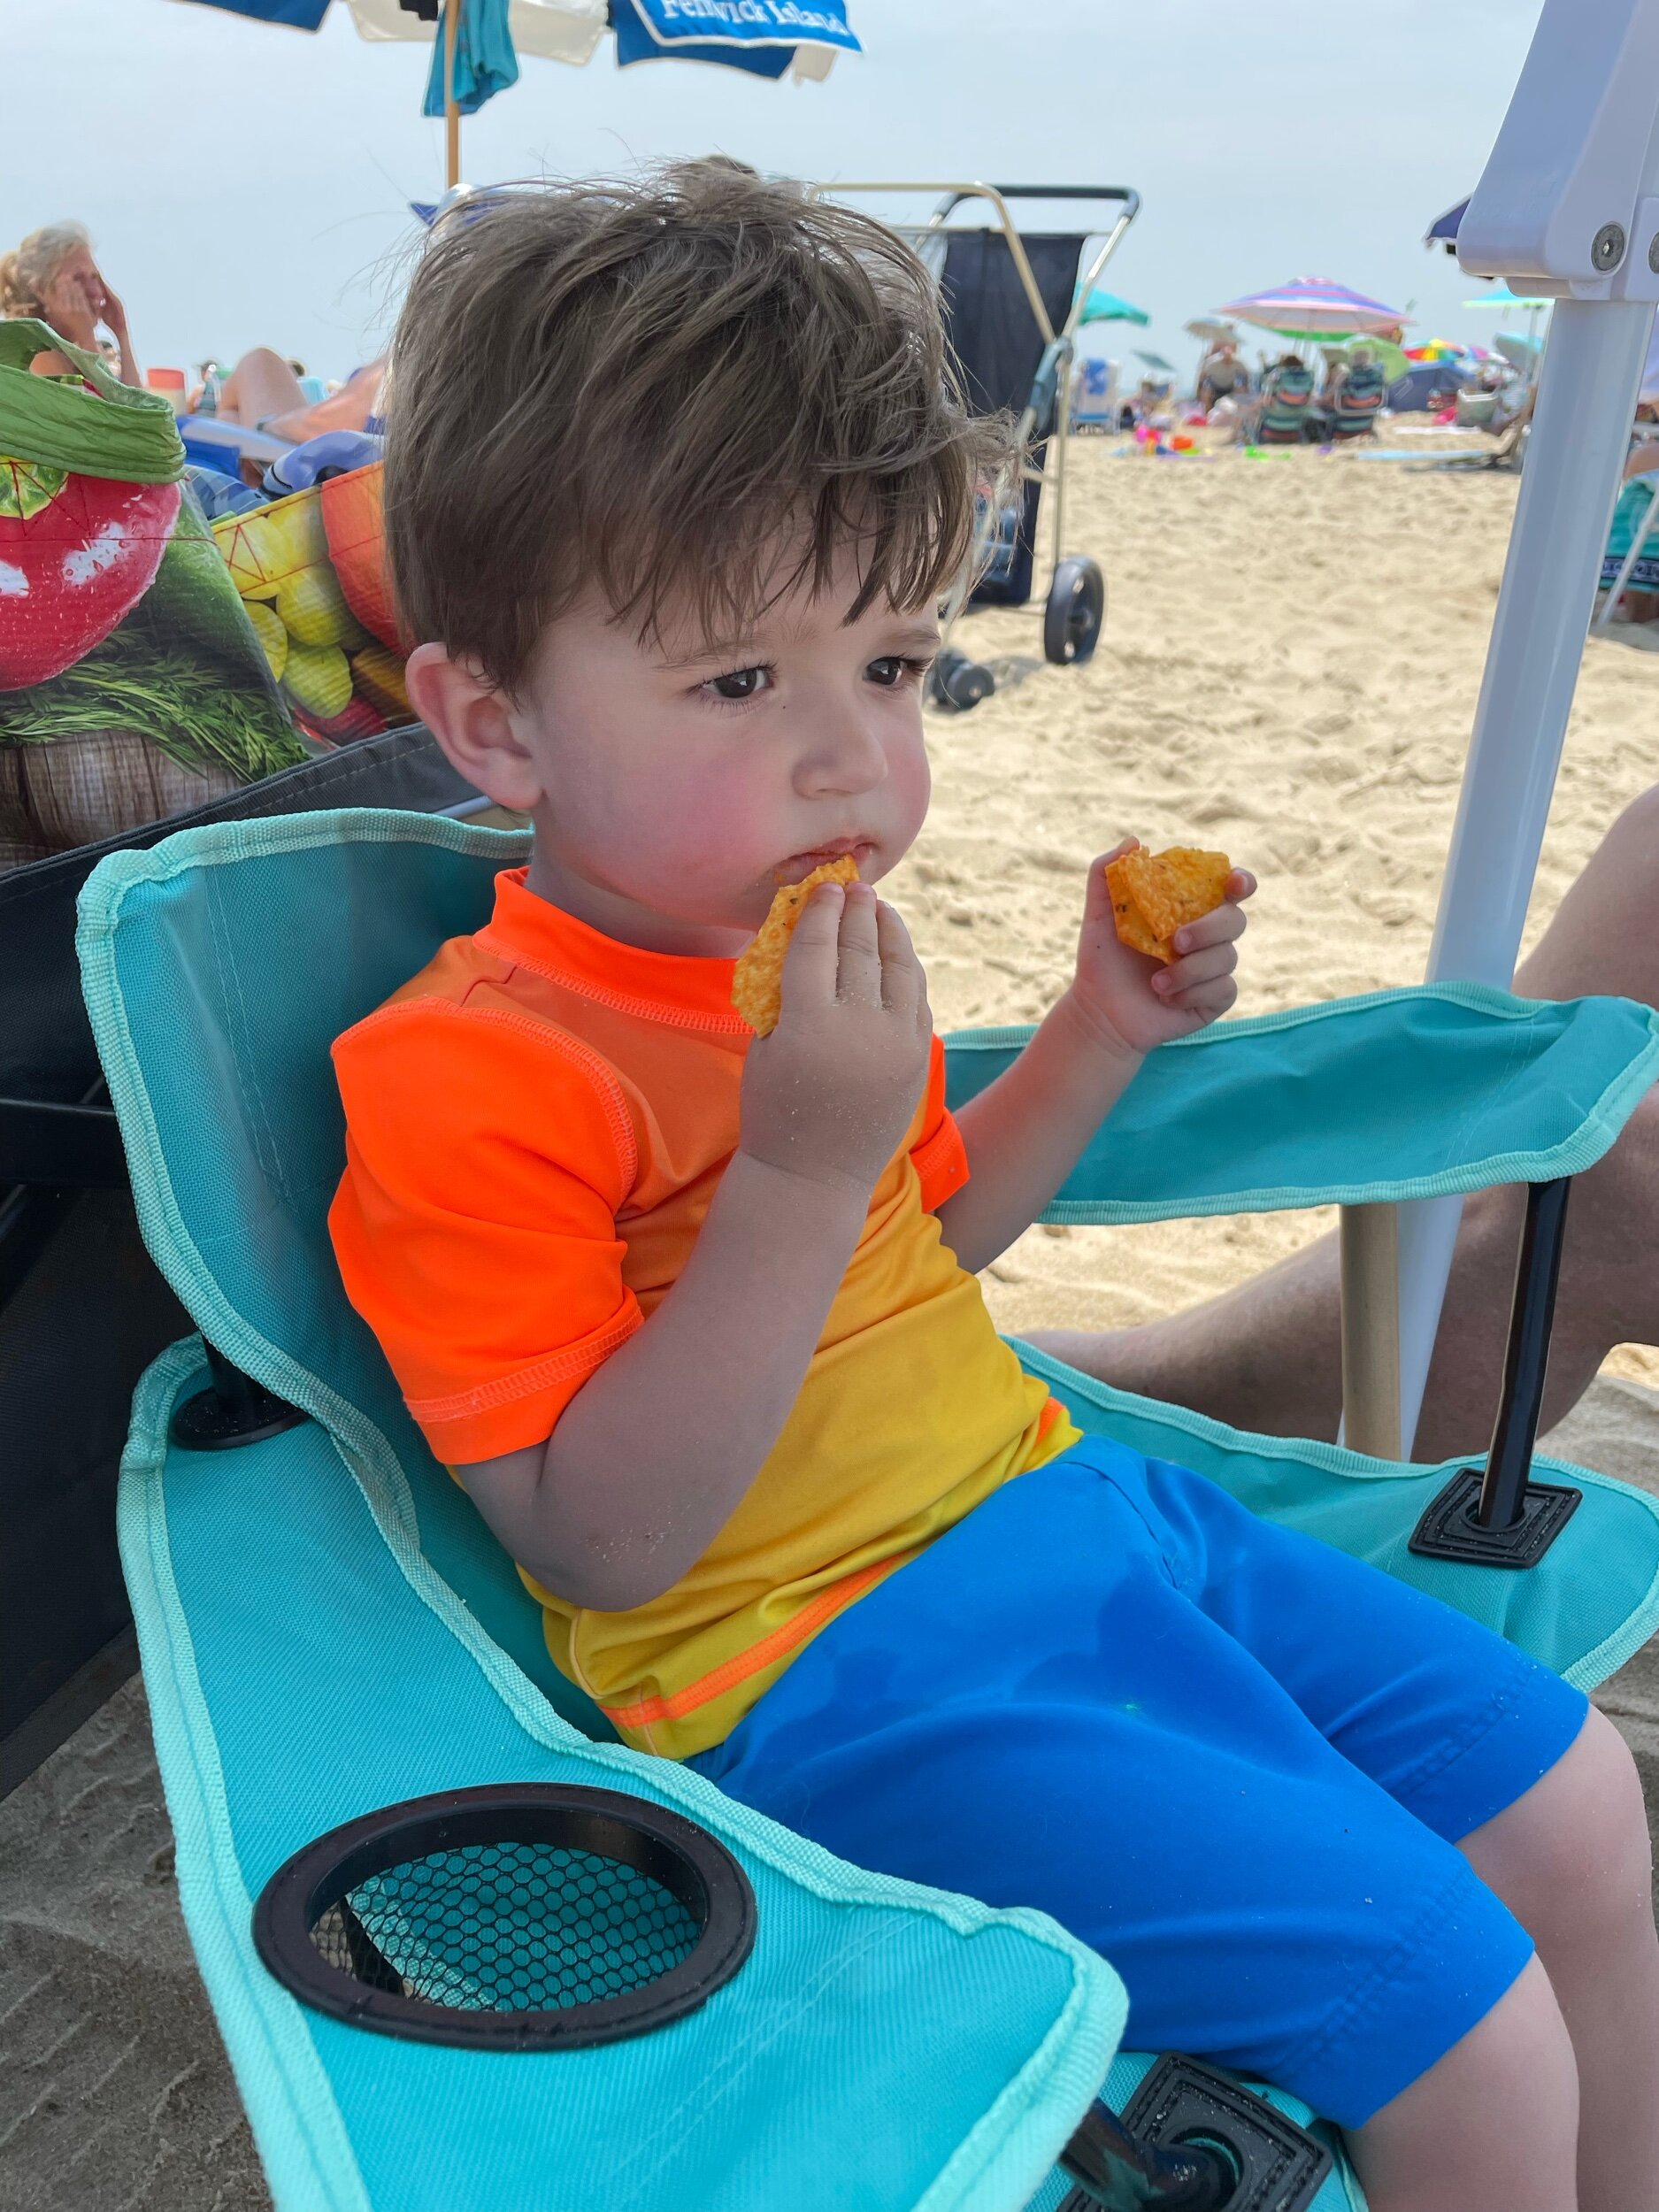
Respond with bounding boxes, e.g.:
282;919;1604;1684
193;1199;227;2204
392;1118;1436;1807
253;1784;757;2047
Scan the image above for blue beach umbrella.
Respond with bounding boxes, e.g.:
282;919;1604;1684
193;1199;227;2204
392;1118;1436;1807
173;0;860;186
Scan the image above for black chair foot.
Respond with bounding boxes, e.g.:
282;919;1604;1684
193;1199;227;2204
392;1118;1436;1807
1408;1466;1581;1570
1060;2053;1333;2210
170;1343;306;1452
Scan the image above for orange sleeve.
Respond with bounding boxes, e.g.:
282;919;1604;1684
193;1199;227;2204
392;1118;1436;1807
908;1033;970;1214
328;997;642;1464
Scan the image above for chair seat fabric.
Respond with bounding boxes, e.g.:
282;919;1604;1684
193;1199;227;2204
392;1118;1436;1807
81;810;1659;2212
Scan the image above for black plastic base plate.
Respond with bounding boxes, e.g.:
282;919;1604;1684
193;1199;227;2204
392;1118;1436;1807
1408;1467;1582;1570
1129;2055;1329;2212
169;1380;307;1453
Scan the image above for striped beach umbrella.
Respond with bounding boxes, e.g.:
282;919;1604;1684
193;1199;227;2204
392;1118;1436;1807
1217;276;1409;337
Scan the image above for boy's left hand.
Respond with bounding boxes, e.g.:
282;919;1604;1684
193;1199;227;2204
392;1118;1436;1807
1064;840;1256;1059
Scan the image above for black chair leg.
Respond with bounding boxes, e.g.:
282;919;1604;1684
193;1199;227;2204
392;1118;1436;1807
1409;1177;1583;1569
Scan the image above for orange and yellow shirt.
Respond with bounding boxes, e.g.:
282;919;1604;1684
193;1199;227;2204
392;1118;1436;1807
329;867;1079;1758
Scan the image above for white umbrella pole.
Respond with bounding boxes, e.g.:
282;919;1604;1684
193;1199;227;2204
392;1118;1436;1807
1390;0;1659;1454
1395;295;1655;1449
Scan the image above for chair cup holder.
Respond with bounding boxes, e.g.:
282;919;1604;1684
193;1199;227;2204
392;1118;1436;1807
253;1784;756;2048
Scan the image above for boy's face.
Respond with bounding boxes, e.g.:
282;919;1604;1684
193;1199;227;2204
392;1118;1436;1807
411;536;937;956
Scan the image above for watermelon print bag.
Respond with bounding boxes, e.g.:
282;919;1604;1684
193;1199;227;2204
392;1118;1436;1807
0;318;306;870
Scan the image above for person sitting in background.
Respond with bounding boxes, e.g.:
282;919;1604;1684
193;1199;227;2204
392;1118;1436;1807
207;350;386;443
0;220;140;385
1325;344;1387;442
1196;339;1245;411
1255;352;1318;442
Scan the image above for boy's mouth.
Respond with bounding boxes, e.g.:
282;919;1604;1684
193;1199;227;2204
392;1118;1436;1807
772;837;875;884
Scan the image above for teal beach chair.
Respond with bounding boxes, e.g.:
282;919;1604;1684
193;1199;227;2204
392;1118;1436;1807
77;810;1659;2212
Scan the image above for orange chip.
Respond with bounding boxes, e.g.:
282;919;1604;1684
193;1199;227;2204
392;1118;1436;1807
731;854;860;1034
1106;843;1233;964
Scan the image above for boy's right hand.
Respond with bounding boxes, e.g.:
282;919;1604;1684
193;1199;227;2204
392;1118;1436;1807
738;880;933;1198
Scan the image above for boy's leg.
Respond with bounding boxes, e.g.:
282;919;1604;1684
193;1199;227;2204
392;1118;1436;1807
1456;1707;1659;2211
1148;1453;1658;2212
694;1444;1609;2202
1028;782;1659;1458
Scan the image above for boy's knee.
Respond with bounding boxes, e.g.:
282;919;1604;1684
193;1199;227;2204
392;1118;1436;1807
1489;1709;1654;1938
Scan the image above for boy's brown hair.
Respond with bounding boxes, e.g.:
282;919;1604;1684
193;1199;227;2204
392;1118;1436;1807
384;159;1010;689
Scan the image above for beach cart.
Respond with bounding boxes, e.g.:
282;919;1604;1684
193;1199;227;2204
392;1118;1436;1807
818;184;1141;710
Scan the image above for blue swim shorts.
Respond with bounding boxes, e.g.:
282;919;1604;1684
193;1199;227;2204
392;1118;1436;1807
689;1433;1587;2128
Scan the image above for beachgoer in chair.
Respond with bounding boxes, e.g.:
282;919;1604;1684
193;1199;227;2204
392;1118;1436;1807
1196;339;1246;411
323;163;1657;2212
1326;345;1387;441
1255;352;1318;442
209;350;387;444
0;219;139;386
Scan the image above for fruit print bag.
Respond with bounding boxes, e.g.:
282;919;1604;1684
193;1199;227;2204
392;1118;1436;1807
0;318;307;869
211;460;413;746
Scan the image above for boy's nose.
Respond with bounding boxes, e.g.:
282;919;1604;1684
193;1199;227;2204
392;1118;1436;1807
793;697;889;796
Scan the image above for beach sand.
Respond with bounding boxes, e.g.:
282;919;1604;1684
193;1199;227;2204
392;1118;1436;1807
4;432;1657;2209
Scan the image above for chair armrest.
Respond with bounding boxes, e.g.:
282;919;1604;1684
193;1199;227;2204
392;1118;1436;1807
944;983;1659;1224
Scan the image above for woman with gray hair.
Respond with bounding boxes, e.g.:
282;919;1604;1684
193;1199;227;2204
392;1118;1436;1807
0;220;139;386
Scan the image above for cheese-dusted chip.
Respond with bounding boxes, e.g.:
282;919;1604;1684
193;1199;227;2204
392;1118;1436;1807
1107;843;1233;964
732;854;861;1034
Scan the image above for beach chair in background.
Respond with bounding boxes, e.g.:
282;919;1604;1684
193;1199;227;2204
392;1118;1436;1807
821;184;1141;710
1255;359;1319;443
70;805;1659;2212
1071;356;1119;434
142;365;189;416
1593;470;1659;626
1325;355;1388;441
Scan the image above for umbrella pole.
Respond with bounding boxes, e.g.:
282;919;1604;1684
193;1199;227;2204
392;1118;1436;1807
1394;296;1654;1452
444;0;461;191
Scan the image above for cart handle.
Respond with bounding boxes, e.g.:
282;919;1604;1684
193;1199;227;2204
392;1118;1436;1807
817;182;1141;347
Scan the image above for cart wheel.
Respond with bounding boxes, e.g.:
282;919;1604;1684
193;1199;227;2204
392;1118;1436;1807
1043;556;1106;666
930;649;995;712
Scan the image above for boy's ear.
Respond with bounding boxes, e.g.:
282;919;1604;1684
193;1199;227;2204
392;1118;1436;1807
403;642;546;811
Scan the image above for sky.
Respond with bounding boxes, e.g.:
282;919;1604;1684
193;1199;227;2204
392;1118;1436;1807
5;0;1547;387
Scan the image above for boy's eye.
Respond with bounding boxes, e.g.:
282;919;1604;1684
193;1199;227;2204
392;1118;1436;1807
866;655;932;688
705;665;771;702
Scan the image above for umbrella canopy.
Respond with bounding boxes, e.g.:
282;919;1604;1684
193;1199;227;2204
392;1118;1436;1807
1217;276;1408;336
1463;281;1553;310
1323;334;1409;384
1133;349;1176;374
178;0;859;180
1185;318;1237;345
1079;288;1148;326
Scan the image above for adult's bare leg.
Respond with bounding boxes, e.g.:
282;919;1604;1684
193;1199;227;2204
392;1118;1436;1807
1029;786;1659;1456
215;347;307;429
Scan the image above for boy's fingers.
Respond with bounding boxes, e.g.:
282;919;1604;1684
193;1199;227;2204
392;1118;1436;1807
835;881;882;1003
1225;869;1256;902
1164;976;1239;1018
1170;901;1248;956
1154;942;1238;995
779;882;845;1009
876;900;924;1013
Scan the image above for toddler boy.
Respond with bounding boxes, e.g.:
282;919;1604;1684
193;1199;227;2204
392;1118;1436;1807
331;163;1657;2210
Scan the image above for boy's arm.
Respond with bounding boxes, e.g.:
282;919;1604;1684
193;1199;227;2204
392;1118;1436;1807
462;883;931;1615
935;846;1255;1275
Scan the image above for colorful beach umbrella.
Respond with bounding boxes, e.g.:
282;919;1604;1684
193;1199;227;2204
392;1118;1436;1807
172;0;859;187
1217;276;1409;337
1079;288;1149;326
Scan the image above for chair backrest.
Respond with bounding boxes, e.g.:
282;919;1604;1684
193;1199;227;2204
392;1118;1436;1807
77;808;615;1739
